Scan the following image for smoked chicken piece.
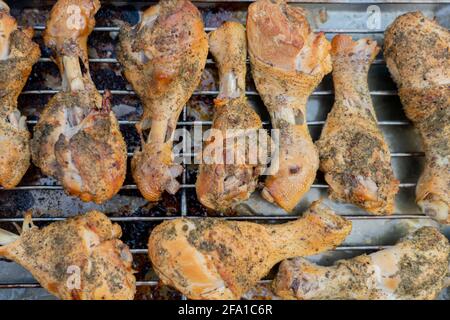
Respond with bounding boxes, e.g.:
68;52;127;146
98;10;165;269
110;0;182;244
0;211;136;300
148;201;351;299
31;0;127;203
0;1;40;188
384;13;450;224
273;227;449;300
316;36;399;214
247;0;332;212
196;21;265;213
117;0;208;202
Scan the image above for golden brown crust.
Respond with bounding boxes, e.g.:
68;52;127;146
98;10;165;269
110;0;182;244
208;21;247;97
316;35;399;214
131;142;182;202
31;0;127;203
0;9;41;188
273;227;449;300
31;91;127;203
43;0;100;73
148;201;351;299
117;0;208;201
247;0;331;212
0;117;30;188
247;0;330;74
384;12;450;90
384;12;450;223
0;211;136;300
196;22;265;213
195;98;265;213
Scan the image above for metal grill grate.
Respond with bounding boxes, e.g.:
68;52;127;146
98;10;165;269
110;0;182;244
0;0;449;299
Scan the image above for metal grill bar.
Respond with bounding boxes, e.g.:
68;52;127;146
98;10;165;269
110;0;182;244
31;25;387;33
0;214;429;223
168;151;424;157
37;57;388;65
0;182;417;191
181;106;189;218
133;245;394;253
24;119;413;126
0;281;159;289
20;89;399;96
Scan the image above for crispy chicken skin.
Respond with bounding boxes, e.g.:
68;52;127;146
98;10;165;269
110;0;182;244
196;22;265;213
0;211;136;300
247;0;332;212
273;227;449;300
117;0;208;202
31;0;127;203
0;2;40;188
43;0;98;76
316;36;399;214
148;201;351;299
384;12;450;224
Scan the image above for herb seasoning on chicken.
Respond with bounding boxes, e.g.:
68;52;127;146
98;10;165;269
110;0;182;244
30;0;127;203
196;21;266;214
273;227;449;300
148;201;351;299
316;35;399;214
116;0;208;202
384;12;450;224
0;211;136;300
247;0;332;212
0;1;40;189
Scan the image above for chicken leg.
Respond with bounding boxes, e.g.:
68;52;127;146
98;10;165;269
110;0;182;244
316;35;399;214
196;21;266;213
384;12;450;224
117;0;208;202
30;0;127;203
273;226;450;300
0;1;40;188
0;211;136;300
148;201;351;299
247;0;332;212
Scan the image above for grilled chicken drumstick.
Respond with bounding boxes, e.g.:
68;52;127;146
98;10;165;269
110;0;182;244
0;1;40;188
148;201;351;299
273;227;449;300
196;22;265;213
117;0;208;202
316;36;399;214
0;211;136;300
384;12;450;224
30;0;127;203
247;0;332;212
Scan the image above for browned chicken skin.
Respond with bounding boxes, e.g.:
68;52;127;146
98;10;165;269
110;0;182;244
385;12;450;224
196;22;265;213
0;2;40;188
316;35;399;214
30;0;127;203
247;0;332;212
0;211;136;300
148;201;351;299
273;227;449;300
117;0;208;202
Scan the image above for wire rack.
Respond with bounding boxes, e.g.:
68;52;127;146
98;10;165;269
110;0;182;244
0;0;448;299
